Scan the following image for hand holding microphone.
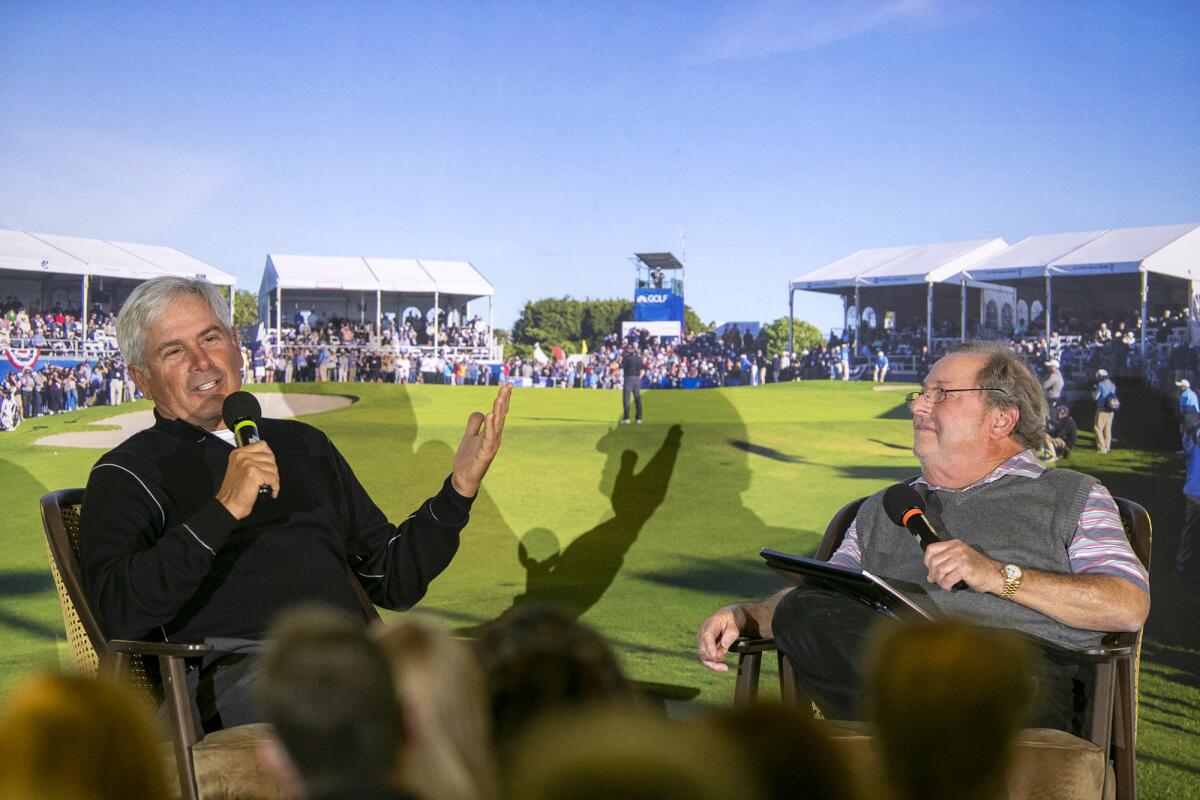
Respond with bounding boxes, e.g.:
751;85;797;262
882;483;970;591
216;392;279;519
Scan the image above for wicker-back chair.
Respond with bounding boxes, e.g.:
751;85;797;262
41;487;376;800
730;495;1152;800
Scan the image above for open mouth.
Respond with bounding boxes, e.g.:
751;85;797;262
193;378;221;393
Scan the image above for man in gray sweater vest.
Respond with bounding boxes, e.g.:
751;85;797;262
696;342;1150;732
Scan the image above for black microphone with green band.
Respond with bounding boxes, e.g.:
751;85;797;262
221;391;271;496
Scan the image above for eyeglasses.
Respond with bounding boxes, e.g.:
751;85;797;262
905;387;1008;405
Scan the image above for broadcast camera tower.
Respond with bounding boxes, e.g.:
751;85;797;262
629;252;686;341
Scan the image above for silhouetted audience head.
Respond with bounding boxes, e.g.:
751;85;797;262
258;606;406;799
0;671;171;800
866;620;1036;800
699;703;859;800
507;707;760;800
474;604;633;757
376;615;497;800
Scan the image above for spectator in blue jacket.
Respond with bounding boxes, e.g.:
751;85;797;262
873;350;889;383
1181;428;1200;574
1091;369;1118;454
1177;379;1200;448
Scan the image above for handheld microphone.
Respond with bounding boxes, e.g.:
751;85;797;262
221;391;270;496
881;483;967;591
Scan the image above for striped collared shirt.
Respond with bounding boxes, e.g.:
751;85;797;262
829;450;1149;592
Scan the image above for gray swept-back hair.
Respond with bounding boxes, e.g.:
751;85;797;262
116;277;231;370
944;341;1046;450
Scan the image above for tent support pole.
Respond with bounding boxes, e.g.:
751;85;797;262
228;286;235;326
1140;270;1149;369
853;285;860;352
1045;275;1052;342
1190;280;1196;345
81;275;89;341
926;282;933;355
788;288;795;354
276;286;283;352
960;279;967;341
376;288;382;336
433;291;440;358
488;296;494;358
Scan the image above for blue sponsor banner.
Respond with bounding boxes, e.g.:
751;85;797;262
633;289;684;322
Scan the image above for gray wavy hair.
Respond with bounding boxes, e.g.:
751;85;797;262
116;277;231;370
945;341;1046;450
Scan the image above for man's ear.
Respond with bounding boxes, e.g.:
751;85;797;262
128;365;152;402
990;406;1018;440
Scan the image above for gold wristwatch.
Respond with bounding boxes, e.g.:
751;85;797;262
1000;563;1023;599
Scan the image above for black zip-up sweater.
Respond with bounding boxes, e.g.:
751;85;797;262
79;410;471;642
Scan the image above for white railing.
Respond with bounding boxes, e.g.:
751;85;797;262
1;337;120;359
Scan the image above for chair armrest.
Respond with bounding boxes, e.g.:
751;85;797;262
1069;640;1135;663
1020;630;1136;663
730;637;777;655
109;640;213;658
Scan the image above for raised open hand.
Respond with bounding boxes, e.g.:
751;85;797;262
451;382;513;497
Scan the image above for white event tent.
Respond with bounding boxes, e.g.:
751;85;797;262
789;238;1010;352
258;254;494;352
0;228;236;321
954;223;1200;358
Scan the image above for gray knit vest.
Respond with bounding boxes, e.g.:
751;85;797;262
857;467;1103;649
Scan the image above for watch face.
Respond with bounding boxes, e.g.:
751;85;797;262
1004;564;1022;579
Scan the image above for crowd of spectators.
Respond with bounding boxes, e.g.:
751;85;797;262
277;311;491;352
243;343;494;387
501;327;788;389
1;356;136;431
834;305;1194;384
1;297;118;351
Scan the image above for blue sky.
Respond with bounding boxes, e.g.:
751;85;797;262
2;1;1198;332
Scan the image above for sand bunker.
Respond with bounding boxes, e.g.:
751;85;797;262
35;392;354;450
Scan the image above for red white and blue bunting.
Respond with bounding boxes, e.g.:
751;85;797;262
5;348;41;371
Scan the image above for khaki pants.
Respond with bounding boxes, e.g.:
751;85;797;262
1095;411;1114;453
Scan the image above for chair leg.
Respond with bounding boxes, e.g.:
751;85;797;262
160;656;200;800
1112;666;1138;800
734;652;761;708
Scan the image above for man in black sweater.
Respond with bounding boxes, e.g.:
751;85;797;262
1042;404;1077;461
620;343;644;424
79;277;511;732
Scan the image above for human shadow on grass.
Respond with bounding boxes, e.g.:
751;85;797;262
506;424;683;618
728;439;807;464
1138;705;1199;736
0;608;60;640
0;456;58;642
634;549;822;598
1141;642;1200;691
0;570;53;597
1137;754;1200;777
313;386;523;628
1140;690;1200;714
868;438;912;451
834;465;920;482
876;400;913;420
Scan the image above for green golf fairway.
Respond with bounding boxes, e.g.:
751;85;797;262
2;381;1197;796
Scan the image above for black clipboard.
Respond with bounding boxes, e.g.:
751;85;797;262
761;548;938;622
